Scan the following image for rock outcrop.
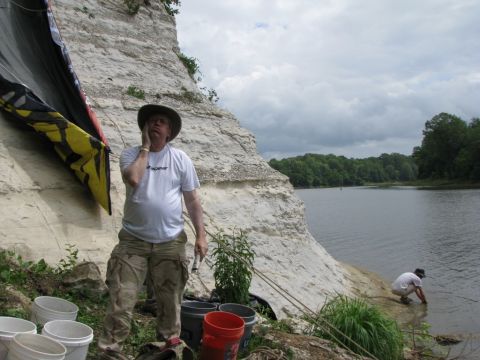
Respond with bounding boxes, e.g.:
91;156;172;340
0;0;355;317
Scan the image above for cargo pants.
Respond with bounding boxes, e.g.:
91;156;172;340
98;228;189;352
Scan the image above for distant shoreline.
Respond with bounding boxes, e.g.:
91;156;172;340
295;180;480;190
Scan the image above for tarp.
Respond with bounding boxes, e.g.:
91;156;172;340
0;0;111;214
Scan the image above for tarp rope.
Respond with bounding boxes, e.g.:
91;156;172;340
242;346;288;360
6;0;47;12
182;213;379;360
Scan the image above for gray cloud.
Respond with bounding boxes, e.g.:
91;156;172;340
176;0;480;159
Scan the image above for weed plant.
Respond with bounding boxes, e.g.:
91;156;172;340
127;85;146;100
200;86;219;103
124;0;140;15
211;229;255;304
74;6;95;19
179;86;202;103
244;333;294;359
177;53;200;80
311;295;404;360
161;0;181;16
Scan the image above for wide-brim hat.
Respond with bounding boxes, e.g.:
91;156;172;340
137;104;182;142
414;268;426;278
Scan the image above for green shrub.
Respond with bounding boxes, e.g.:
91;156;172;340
0;250;55;288
74;6;95;19
200;86;219;103
311;295;404;360
161;0;181;16
127;85;146;100
179;86;202;103
124;317;157;354
55;243;79;274
211;229;255;304
2;307;29;319
0;250;28;285
177;53;200;80
124;0;140;15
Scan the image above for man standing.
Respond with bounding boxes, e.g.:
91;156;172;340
391;268;427;305
98;104;208;359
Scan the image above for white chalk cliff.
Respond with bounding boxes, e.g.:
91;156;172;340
0;0;357;317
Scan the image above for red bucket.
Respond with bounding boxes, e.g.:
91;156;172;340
200;311;245;360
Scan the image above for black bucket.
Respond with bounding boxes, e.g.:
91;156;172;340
180;301;217;350
218;303;257;351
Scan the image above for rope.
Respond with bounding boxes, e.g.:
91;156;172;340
182;215;213;294
241;346;288;360
0;63;26;87
182;213;379;360
88;97;127;151
7;0;47;12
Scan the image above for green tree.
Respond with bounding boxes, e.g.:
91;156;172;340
399;161;416;181
461;118;480;180
414;113;468;179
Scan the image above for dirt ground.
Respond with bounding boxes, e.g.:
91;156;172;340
258;329;372;360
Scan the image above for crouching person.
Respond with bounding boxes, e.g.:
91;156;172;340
391;268;427;305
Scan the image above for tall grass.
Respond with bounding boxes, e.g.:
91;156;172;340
311;295;404;360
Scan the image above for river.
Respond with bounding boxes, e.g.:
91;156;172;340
296;187;480;341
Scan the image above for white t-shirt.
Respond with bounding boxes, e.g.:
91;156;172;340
391;272;422;292
120;144;200;243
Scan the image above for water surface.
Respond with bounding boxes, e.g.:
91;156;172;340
296;187;480;336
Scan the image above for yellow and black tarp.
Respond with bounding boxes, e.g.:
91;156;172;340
0;0;111;214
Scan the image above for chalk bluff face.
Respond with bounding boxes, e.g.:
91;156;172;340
0;0;354;319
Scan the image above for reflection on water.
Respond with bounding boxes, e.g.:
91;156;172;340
296;187;480;338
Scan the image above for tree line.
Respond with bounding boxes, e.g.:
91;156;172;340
268;112;480;187
269;153;417;187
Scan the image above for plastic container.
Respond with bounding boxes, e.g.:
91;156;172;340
199;311;244;360
6;333;66;360
180;301;217;350
218;303;257;350
31;296;78;325
0;317;37;360
42;320;93;360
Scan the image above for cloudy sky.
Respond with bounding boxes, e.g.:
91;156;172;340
176;1;480;160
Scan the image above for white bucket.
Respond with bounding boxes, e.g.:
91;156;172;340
42;320;93;360
31;296;78;325
6;333;66;360
0;317;37;360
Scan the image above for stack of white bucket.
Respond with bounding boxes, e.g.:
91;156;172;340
0;296;94;360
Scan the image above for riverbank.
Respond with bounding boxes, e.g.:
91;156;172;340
368;179;480;189
296;179;480;190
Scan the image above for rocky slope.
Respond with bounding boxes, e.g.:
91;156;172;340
0;0;357;317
